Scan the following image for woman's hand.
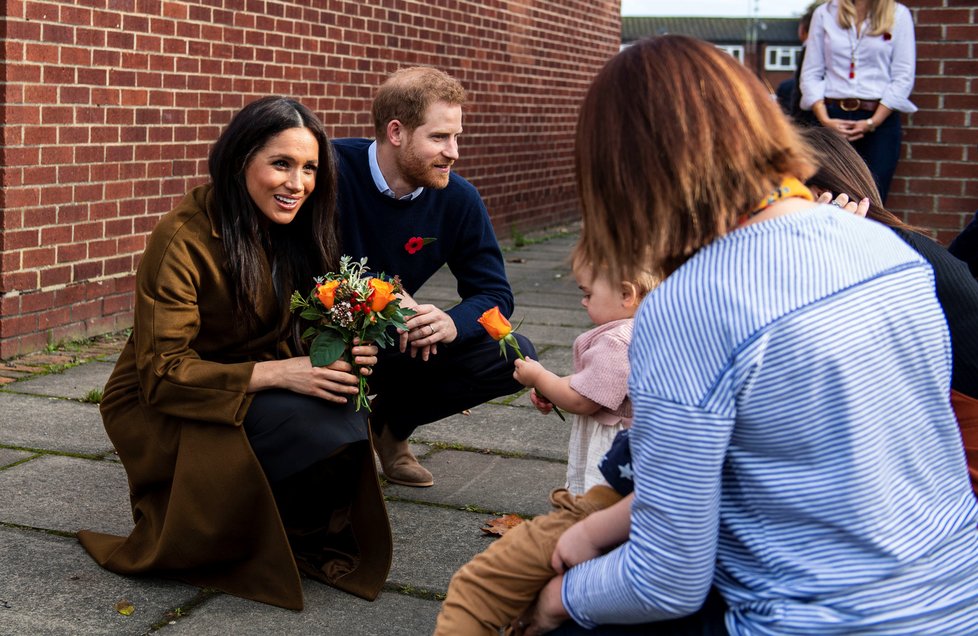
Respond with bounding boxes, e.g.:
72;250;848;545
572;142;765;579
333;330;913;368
513;357;545;388
350;339;379;375
817;190;870;218
529;389;554;415
819;117;856;138
250;356;362;402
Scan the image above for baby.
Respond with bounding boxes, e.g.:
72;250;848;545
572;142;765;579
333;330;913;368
514;250;656;494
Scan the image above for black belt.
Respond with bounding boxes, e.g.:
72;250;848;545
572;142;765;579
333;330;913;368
824;98;879;112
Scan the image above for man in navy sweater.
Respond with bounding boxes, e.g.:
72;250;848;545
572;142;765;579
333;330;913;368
334;66;536;487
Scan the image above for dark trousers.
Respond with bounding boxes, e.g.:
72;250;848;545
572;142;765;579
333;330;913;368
367;332;536;440
826;105;902;204
243;389;368;483
550;587;729;635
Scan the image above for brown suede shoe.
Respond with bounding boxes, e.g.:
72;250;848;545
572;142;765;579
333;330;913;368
372;426;434;487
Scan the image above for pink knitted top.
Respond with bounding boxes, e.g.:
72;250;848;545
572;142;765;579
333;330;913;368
568;318;633;427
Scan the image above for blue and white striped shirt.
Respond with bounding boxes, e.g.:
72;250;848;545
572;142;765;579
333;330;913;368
563;206;978;634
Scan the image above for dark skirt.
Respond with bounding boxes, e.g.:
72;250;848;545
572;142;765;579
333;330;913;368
243;389;369;484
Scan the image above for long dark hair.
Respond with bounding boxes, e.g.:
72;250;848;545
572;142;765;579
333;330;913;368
800;126;924;236
208;97;339;332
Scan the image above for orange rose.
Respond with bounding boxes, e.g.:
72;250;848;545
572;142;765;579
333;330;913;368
316;280;340;309
477;306;512;340
368;278;396;312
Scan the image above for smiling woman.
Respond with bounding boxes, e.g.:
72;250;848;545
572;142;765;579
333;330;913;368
76;97;393;612
245;127;319;225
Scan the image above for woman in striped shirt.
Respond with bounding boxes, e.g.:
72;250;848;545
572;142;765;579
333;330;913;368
518;35;978;635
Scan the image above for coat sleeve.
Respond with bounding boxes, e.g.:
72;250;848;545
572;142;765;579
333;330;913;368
132;215;257;426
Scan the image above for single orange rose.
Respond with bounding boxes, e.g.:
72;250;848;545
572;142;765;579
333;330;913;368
368;278;396;312
477;306;512;341
316;280;341;309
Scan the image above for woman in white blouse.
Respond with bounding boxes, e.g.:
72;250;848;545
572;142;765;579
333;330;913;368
800;0;916;203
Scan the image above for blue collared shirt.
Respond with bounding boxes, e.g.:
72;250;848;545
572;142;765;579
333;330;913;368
367;141;423;201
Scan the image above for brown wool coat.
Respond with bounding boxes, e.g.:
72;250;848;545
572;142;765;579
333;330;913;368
78;185;392;610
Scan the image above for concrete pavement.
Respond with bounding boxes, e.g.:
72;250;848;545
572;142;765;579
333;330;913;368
0;229;585;636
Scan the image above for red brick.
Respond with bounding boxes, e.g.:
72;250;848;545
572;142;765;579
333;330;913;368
940;163;978;179
39;266;71;287
21;247;56;269
910;144;965;162
41;23;73;44
25;42;59;64
945;25;978;41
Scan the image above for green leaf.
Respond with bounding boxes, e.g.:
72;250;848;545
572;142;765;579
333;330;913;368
300;307;324;321
310;331;345;367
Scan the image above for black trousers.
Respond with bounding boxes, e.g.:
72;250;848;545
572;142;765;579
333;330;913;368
367;331;536;440
243;389;369;483
826;104;902;204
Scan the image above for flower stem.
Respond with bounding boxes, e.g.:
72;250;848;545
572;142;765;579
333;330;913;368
507;337;564;421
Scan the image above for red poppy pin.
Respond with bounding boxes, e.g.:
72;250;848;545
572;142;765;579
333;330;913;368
883;32;892;41
405;236;437;254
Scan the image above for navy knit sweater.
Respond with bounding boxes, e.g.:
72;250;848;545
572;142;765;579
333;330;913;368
333;138;514;343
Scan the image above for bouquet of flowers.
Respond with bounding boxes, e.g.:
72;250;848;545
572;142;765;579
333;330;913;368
290;255;415;411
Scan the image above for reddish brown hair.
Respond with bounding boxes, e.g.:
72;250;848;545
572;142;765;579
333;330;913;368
372;66;466;140
575;36;815;281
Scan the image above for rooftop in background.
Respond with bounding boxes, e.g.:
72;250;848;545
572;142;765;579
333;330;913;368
622;16;800;45
620;0;810;18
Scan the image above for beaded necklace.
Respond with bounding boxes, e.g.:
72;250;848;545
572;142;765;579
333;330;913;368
847;15;869;79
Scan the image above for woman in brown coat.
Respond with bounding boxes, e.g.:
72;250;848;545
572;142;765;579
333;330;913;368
78;97;392;610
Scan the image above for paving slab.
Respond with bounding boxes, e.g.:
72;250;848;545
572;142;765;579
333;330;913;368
0;448;34;468
514;323;586;348
159;583;440;636
386;500;501;594
513;291;591;310
515;306;591;329
411;403;570;461
0;455;132;535
0;527;195;636
0;393;111;455
385;450;565;517
533;344;575;378
4;361;115;400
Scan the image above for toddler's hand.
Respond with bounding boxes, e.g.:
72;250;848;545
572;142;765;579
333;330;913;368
513;357;544;387
551;519;604;574
529;389;553;415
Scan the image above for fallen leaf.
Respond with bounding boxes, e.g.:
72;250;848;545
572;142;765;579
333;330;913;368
481;514;524;537
114;599;135;616
461;409;471;416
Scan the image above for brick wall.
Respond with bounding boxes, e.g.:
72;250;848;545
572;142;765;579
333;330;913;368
0;0;621;358
887;0;978;243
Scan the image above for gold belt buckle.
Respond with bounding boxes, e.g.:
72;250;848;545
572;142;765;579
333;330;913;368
839;98;860;112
